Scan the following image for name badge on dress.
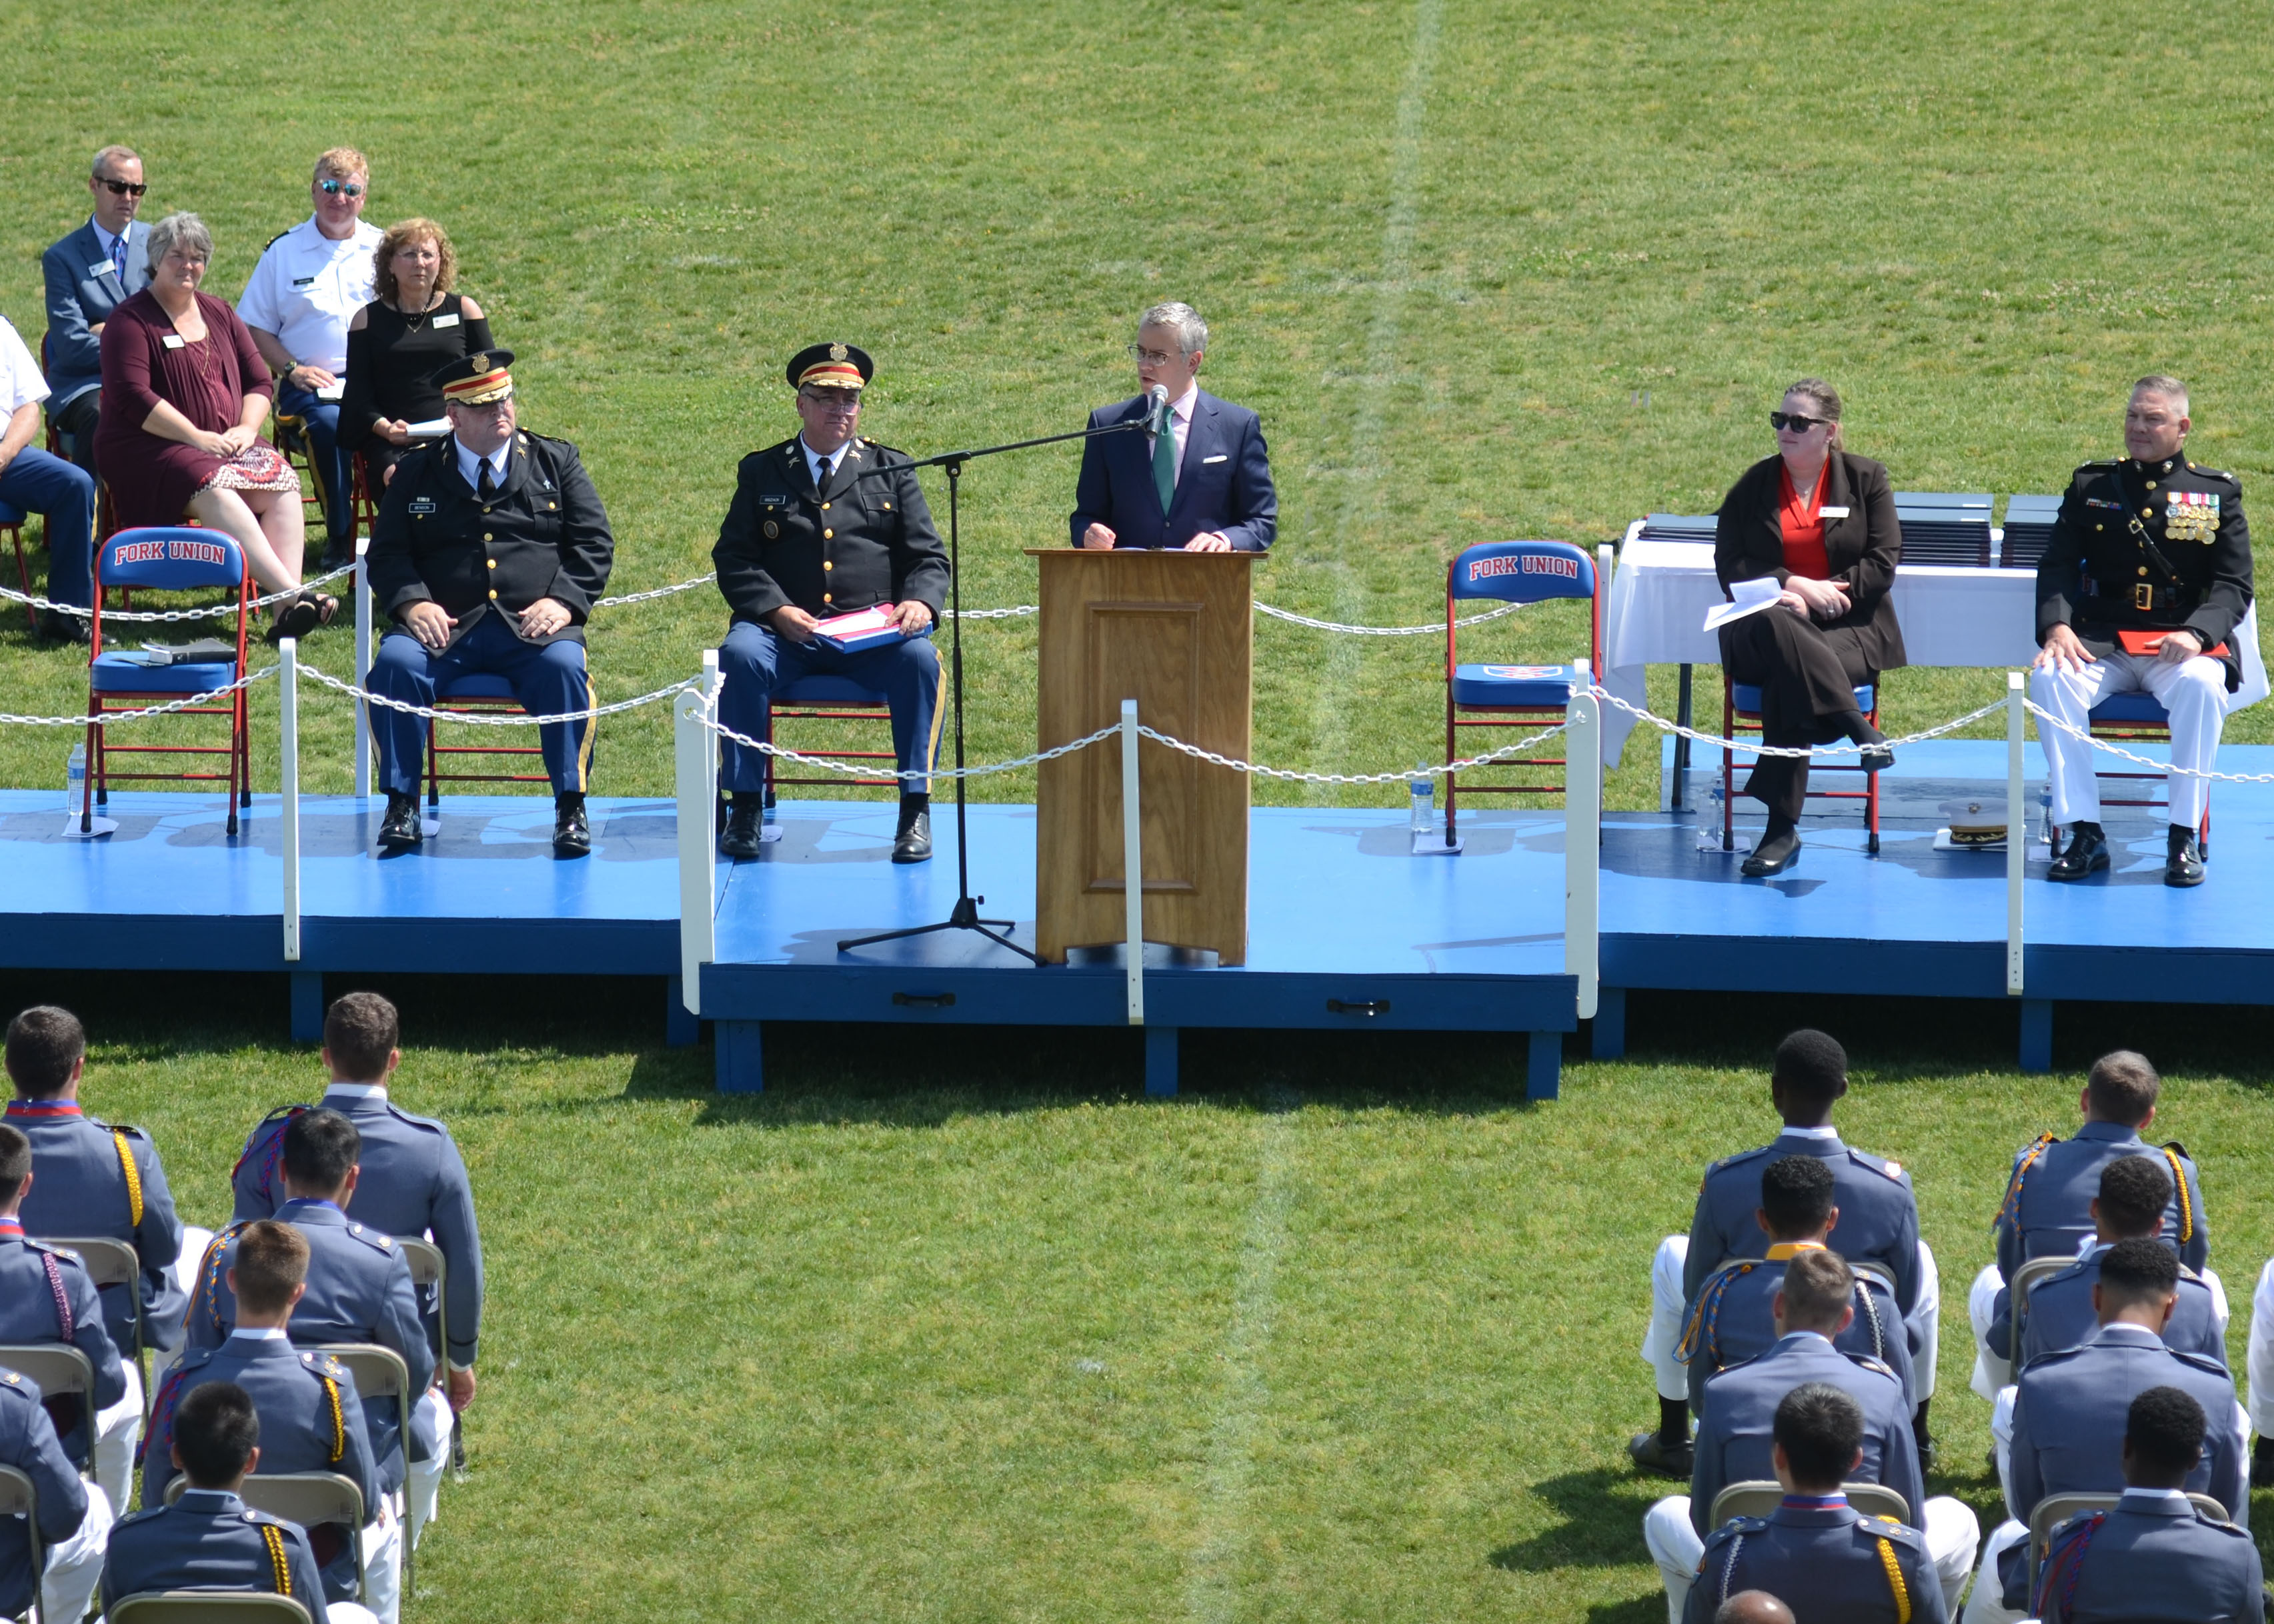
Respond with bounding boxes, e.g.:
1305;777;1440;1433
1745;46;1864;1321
90;259;115;277
431;313;460;329
161;334;184;350
1820;505;1850;518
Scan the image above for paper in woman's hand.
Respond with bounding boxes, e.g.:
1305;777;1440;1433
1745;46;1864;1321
1703;575;1781;632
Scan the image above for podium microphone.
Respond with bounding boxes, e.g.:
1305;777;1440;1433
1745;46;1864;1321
1144;383;1170;435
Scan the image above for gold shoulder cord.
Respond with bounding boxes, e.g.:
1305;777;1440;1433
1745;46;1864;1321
261;1523;292;1595
112;1132;143;1227
1873;1525;1912;1624
2161;1147;2194;1243
1997;1133;2056;1226
321;1376;346;1463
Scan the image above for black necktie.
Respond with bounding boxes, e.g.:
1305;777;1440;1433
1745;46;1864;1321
478;458;497;501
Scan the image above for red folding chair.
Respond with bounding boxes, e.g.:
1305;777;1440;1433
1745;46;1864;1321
351;453;381;541
0;499;31;631
1722;675;1883;855
85;527;253;833
422;674;548;811
1443;540;1604;843
759;674;927;807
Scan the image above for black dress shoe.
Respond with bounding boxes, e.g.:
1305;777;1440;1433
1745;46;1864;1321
37;610;90;645
2048;822;2109;881
319;538;356;573
2165;823;2205;888
1741;826;1801;877
1626;1431;1693;1479
1859;741;1895;774
892;798;932;864
720;800;764;859
553;795;592;857
377;792;421;852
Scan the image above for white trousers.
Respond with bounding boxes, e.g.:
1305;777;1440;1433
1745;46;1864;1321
2031;651;2227;829
1644;1235;1940;1405
1961;1519;2029;1624
1645;1491;1979;1624
39;1474;111;1624
1971;1257;2229;1401
407;1385;453;1547
2247;1257;2274;1436
145;1223;218;1404
361;1499;404;1624
91;1361;142;1519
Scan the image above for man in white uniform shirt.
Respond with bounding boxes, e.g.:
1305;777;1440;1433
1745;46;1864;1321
239;147;383;571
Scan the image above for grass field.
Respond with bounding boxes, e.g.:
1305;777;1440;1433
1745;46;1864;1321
8;2;2274;1619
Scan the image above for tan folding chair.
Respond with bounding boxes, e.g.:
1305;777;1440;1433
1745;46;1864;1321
44;1237;146;1417
2006;1254;2071;1370
0;1464;43;1615
395;1240;447;1373
318;1343;413;1587
165;1471;367;1604
2027;1489;2229;1594
1708;1479;1910;1528
0;1345;97;1477
108;1595;312;1624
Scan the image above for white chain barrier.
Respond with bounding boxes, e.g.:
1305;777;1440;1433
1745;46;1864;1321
0;663;279;727
1588;685;2013;759
296;665;699;727
0;563;358;623
937;601;1528;634
591;573;720;609
2023;698;2274;783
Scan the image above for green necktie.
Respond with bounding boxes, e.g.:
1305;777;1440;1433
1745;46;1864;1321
1152;407;1176;514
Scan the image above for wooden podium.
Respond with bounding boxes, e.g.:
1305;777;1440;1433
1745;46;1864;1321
1030;549;1255;965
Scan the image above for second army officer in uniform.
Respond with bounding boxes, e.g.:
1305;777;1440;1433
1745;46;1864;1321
712;343;948;862
2032;375;2251;888
366;351;615;857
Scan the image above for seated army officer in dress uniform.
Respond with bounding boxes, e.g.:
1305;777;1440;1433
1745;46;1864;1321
2031;375;2251;888
367;350;616;857
712;343;948;863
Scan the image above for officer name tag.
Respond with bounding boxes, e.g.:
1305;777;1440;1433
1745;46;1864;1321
431;313;459;329
90;258;115;277
1821;505;1850;518
408;497;437;515
762;493;789;505
160;334;184;349
291;275;316;287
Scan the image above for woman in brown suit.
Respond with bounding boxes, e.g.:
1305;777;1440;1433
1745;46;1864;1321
1715;379;1905;875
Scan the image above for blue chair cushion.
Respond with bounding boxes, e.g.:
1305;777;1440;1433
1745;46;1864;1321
0;500;24;527
89;655;238;695
437;673;519;701
1732;683;1874;715
1451;663;1580;708
2090;691;2171;726
776;674;890;706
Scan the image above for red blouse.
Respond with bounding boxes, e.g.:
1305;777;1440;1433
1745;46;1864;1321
1778;463;1829;580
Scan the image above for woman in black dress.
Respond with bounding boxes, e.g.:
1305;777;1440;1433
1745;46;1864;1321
339;217;493;487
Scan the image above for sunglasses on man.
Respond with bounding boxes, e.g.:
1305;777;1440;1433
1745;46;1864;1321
1769;411;1829;433
318;179;365;198
96;177;147;197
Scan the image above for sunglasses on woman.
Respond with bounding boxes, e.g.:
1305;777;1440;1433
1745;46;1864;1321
1769;411;1827;433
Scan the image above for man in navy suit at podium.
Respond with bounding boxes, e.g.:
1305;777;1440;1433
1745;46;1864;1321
1070;301;1276;554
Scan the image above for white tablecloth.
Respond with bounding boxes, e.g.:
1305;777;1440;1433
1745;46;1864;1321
1598;539;2267;762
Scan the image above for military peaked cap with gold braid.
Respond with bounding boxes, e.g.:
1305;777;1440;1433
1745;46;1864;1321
786;341;872;390
431;349;516;405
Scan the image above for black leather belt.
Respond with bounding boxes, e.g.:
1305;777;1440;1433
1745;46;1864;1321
2083;581;2181;612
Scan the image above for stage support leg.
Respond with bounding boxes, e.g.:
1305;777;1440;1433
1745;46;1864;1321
289;973;324;1044
664;977;701;1048
1591;987;1627;1059
1144;1026;1178;1099
1526;1031;1560;1100
717;1021;763;1093
2019;1000;2054;1074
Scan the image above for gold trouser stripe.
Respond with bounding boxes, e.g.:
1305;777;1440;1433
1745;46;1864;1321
574;672;596;792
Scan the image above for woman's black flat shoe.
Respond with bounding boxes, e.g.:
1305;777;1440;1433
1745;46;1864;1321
1741;829;1802;877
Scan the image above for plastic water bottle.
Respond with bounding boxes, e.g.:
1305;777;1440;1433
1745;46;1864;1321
1697;781;1726;851
65;743;85;798
1409;766;1434;838
2039;786;2054;847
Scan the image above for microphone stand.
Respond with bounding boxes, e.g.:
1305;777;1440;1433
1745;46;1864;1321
836;412;1155;962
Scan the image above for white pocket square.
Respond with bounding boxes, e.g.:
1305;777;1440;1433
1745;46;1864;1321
1202;454;1228;465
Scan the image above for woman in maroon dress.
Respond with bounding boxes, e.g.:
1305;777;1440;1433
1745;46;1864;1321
95;211;334;639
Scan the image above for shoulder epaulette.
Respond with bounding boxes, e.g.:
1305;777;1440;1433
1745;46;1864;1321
1702;1515;1770;1547
89;1117;149;1141
345;1222;395;1253
1998;1132;2060;1225
1841;1351;1899;1383
263;229;290;251
2170;1348;2229;1376
2077;459;2120;471
2027;1342;2089;1371
1863;1514;1924;1550
1706;1145;1774;1181
114;1503;169;1528
1847;1147;1906;1181
380;1100;449;1132
2185;463;2238;483
23;1238;85;1270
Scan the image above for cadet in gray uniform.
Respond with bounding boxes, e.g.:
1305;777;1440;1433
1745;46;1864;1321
1679;1383;1947;1624
1967;1051;2211;1399
1677;1156;1916;1410
1986;1155;2223;1372
230;991;478;1545
1646;1252;1976;1624
0;1124;127;1468
0;1357;110;1623
1638;1030;1937;1477
2033;1386;2261;1624
1966;1239;2245;1624
104;1380;378;1623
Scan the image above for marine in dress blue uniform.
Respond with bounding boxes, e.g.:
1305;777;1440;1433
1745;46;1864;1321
366;349;616;857
712;343;948;863
1680;1496;1945;1624
0;1362;109;1623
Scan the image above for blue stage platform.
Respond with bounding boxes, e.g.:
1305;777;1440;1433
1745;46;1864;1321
6;737;2272;1086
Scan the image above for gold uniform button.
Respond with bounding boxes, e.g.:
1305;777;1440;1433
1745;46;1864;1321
484;532;494;541
2095;523;2105;531
2139;566;2150;577
824;561;834;571
2145;481;2157;491
2142;509;2154;517
823;593;834;603
548;502;557;511
822;502;831;511
488;589;498;600
823;528;834;539
487;559;497;569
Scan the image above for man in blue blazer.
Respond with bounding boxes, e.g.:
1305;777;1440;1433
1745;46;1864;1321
1070;301;1276;553
41;144;151;478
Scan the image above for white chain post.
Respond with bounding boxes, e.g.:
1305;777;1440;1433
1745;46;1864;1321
280;639;301;963
353;537;371;801
2007;671;2025;996
1120;699;1144;1027
1564;659;1600;1021
676;651;720;1014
